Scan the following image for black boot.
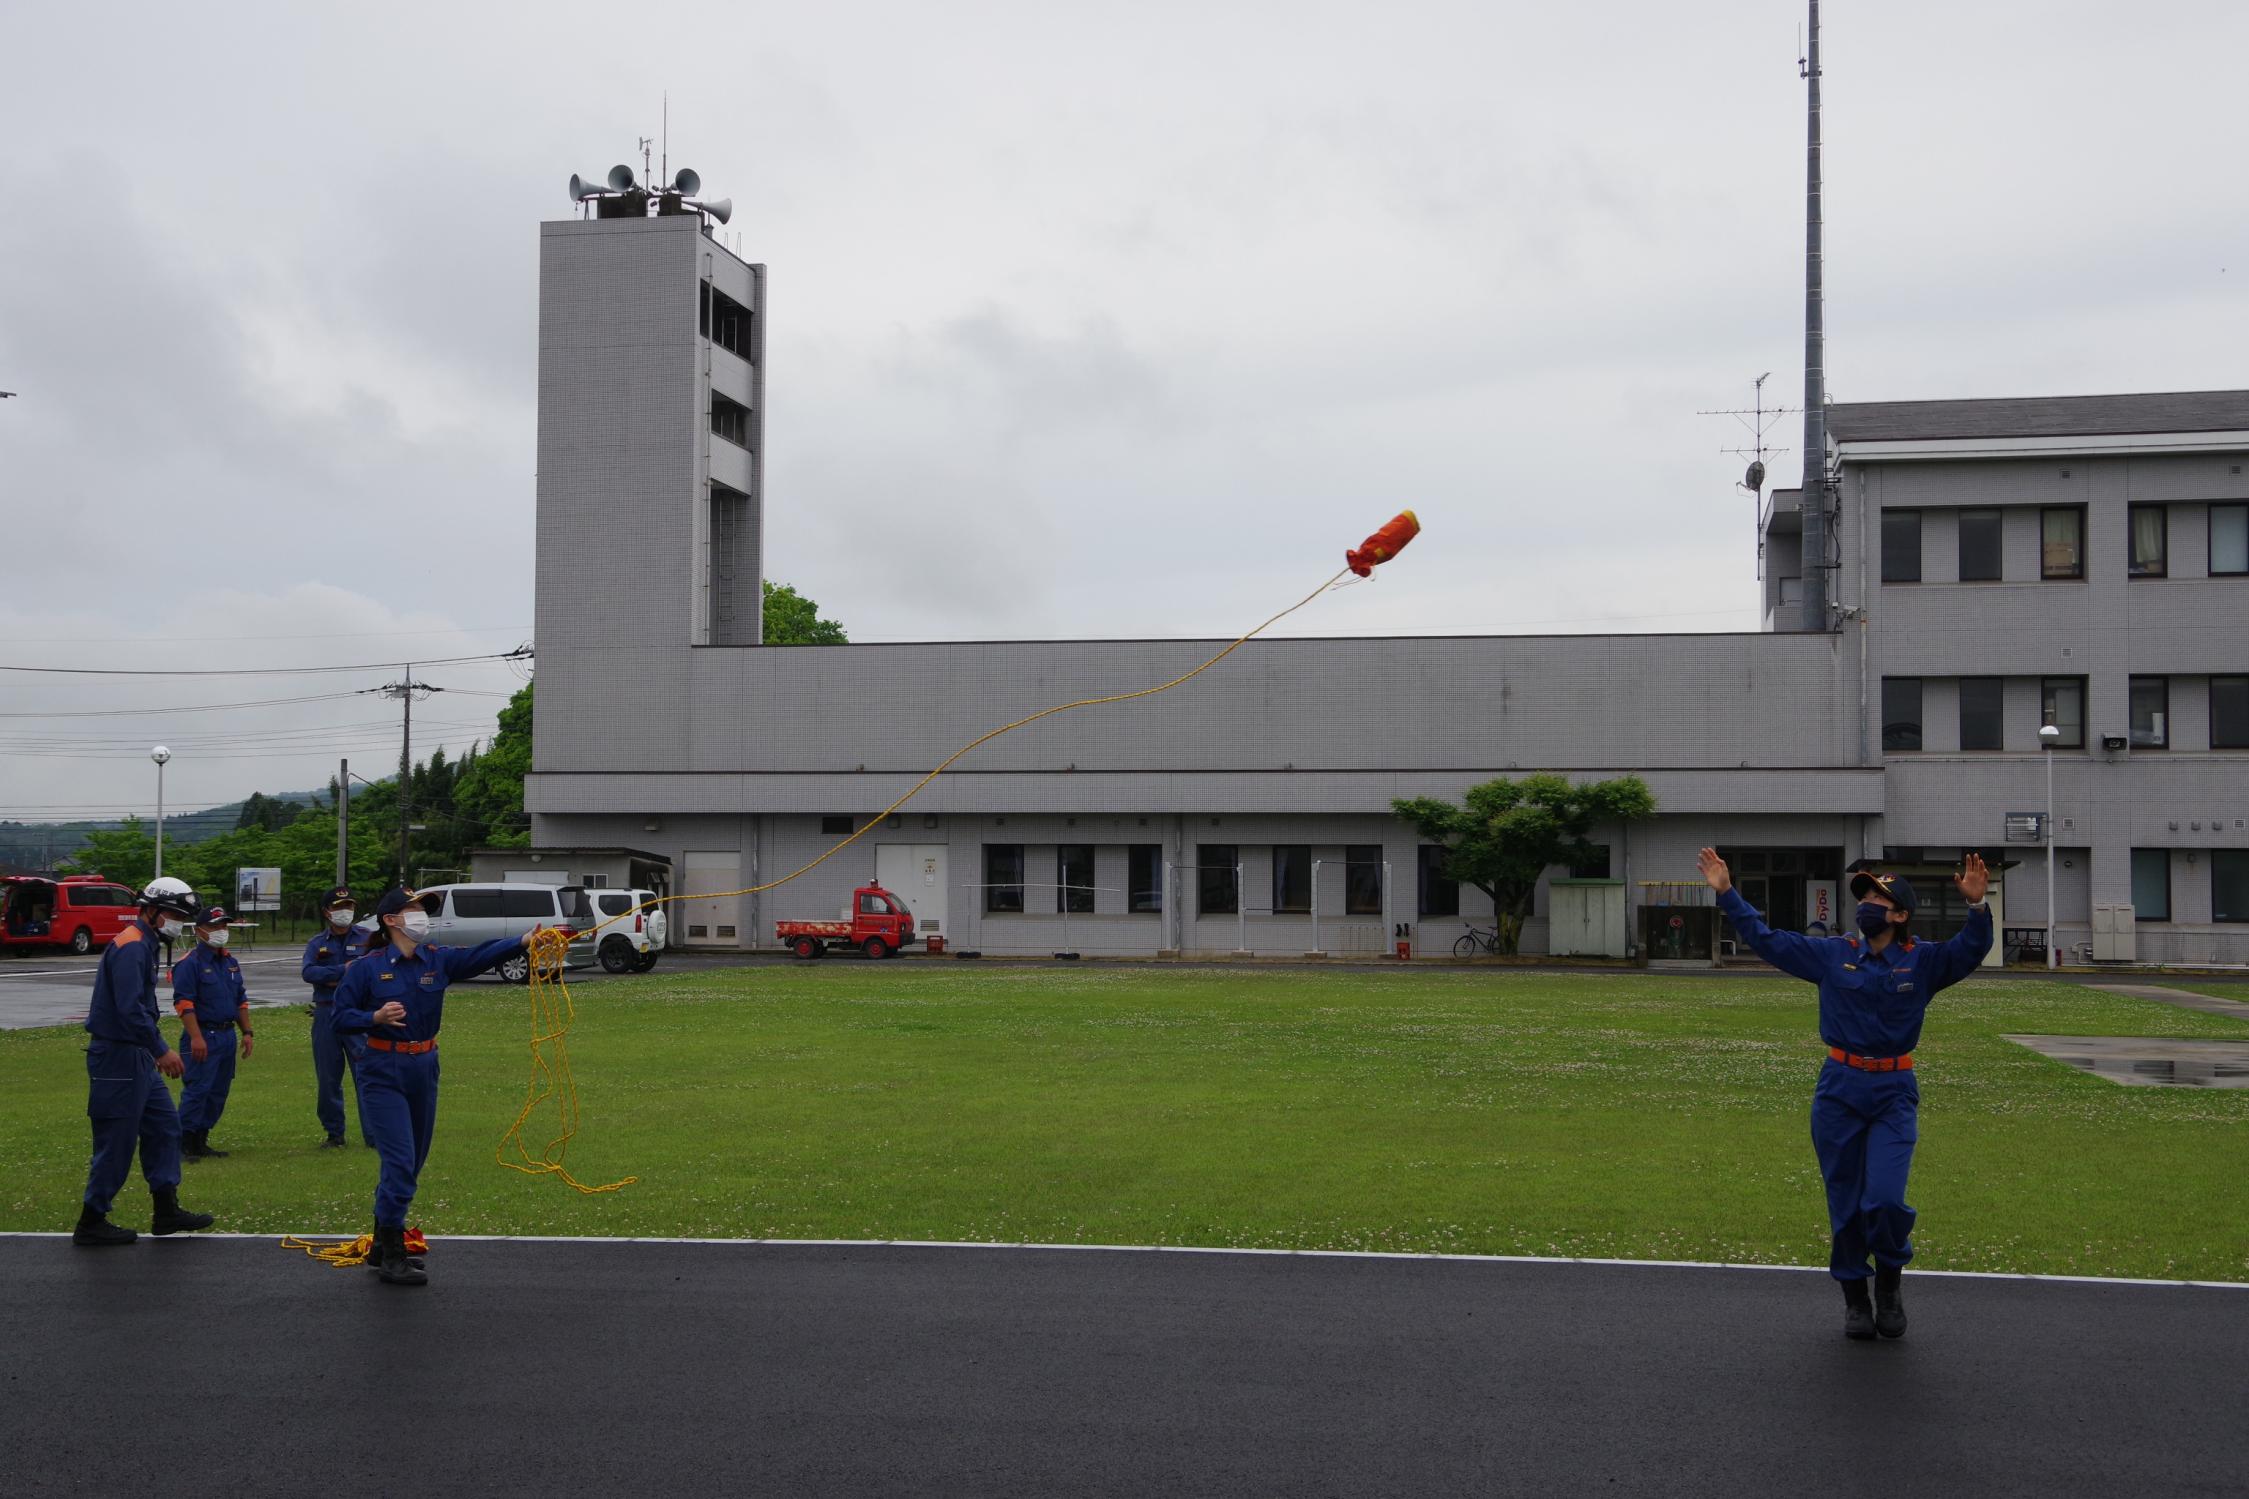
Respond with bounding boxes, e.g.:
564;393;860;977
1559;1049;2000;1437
72;1203;137;1247
1841;1278;1876;1340
198;1132;229;1159
375;1226;427;1287
181;1131;210;1160
1873;1265;1908;1339
320;1136;348;1149
150;1187;214;1236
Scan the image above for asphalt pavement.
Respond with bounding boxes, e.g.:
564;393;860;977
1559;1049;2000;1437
0;1236;2240;1498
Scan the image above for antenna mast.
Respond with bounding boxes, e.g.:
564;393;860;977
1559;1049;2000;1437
1797;0;1831;632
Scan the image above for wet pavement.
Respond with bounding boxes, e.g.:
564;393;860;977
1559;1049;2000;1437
2087;981;2249;1022
2004;1033;2249;1088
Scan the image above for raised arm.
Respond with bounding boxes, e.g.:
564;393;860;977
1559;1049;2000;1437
1698;847;1831;984
1921;853;1996;991
438;932;537;982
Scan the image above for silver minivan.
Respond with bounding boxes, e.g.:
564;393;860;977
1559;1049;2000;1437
419;883;597;983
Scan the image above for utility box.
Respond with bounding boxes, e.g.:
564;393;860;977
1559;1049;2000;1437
2092;904;2137;962
1549;879;1627;957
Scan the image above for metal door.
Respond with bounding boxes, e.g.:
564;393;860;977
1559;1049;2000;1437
680;851;743;947
875;844;948;936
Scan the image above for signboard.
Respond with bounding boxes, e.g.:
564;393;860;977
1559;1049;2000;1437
234;867;282;913
1805;880;1838;933
2003;812;2046;844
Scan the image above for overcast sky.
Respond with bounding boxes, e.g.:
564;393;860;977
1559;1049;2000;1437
2;0;2244;823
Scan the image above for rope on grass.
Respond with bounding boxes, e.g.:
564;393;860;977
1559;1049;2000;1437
499;562;1371;1193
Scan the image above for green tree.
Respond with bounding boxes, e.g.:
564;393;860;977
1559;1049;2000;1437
453;683;534;850
762;580;850;645
1392;774;1656;955
59;818;157;891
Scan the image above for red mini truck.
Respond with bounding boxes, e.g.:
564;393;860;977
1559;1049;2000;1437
776;884;917;960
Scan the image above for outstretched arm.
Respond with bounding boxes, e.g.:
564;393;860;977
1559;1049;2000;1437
1698;847;1831;984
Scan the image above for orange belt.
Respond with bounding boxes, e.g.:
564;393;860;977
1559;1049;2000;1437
367;1037;437;1055
1829;1046;1912;1072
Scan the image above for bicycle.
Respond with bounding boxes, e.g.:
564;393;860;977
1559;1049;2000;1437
1453;923;1503;958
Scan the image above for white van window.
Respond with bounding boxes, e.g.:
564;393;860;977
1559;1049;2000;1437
501;890;559;919
452;889;506;919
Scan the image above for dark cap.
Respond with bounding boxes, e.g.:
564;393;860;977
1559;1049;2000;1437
196;906;232;928
1849;870;1918;915
370;886;440;918
321;885;355;908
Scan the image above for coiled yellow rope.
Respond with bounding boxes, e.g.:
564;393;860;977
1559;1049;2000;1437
282;1228;428;1267
499;564;1361;1193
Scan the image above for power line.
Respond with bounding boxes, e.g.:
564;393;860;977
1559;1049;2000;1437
0;690;371;719
0;647;532;678
0;624;532;646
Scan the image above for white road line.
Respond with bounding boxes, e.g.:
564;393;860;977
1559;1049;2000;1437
0;1231;2240;1289
0;957;299;980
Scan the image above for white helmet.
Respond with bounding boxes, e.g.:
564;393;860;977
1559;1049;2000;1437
139;876;199;920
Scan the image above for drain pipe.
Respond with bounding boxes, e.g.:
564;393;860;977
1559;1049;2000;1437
1857;466;1870;766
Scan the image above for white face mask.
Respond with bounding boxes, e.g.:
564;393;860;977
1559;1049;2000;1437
330;908;355;928
203;928;231;948
155;915;184;938
397;910;432;941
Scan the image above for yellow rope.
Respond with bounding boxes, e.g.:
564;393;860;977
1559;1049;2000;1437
498;564;1359;1193
282;1228;428;1267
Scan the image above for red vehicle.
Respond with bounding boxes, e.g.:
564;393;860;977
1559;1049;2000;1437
777;884;917;960
2;875;143;955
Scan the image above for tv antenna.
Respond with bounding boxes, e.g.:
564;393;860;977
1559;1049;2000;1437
1699;372;1801;576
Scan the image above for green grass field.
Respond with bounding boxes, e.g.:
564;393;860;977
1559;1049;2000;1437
2169;981;2249;1006
4;967;2244;1280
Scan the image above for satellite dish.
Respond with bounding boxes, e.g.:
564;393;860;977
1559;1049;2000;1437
607;163;637;192
671;167;701;197
1745;459;1767;491
568;173;606;202
694;197;732;225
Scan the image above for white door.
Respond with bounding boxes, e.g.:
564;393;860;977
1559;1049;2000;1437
875;844;948;937
681;851;743;947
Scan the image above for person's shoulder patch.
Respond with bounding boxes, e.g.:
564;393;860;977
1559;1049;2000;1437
113;927;143;949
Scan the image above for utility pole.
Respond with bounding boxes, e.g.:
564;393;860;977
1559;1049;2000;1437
367;669;442;884
1797;0;1830;633
337;757;350;886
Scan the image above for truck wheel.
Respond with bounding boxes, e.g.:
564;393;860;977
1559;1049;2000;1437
632;950;661;973
497;952;531;985
70;927;94;955
793;936;821;960
599;937;638;974
862;936;890;961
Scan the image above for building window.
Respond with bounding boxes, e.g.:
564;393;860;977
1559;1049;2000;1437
1881;678;1924;753
2212;677;2249;750
2128;504;2168;578
1197;845;1239;916
1776;575;1802;609
2041;506;2085;579
820;815;855;835
2129;676;2169;749
983;844;1024;914
1345;845;1384;915
1057;844;1094;914
2215;851;2249;923
1881;510;1922;583
710;391;751;447
1959;677;2004;751
2040;677;2085;749
1128;845;1164;914
704;283;751;360
1272;846;1312;914
1417;845;1460;918
1958;509;2003;582
2211;504;2249;576
2130;849;2171;922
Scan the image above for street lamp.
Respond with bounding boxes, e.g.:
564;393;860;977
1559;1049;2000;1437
2038;723;2061;970
151;746;172;877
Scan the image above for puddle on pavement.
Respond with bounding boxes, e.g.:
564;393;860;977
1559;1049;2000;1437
2004;1035;2249;1089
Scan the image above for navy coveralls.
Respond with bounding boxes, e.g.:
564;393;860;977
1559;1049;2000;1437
172;942;248;1135
332;936;523;1229
302;926;372;1142
81;920;183;1214
1716;887;1993;1280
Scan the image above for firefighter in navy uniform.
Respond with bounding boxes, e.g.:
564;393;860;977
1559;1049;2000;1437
172;906;255;1159
72;877;216;1246
1699;849;1993;1340
302;885;372;1147
331;886;564;1285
